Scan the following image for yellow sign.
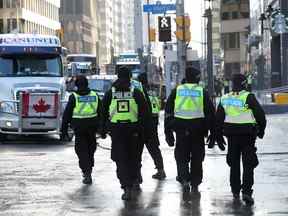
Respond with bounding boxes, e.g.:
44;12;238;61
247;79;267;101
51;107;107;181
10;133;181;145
175;16;191;27
149;28;156;42
175;16;191;42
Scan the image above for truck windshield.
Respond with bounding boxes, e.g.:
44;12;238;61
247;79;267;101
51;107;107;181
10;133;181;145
0;55;62;77
89;79;113;93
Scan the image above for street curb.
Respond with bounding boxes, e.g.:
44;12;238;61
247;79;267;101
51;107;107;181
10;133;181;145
262;104;288;114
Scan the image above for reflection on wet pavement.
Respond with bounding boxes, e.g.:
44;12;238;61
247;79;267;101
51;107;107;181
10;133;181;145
0;114;288;215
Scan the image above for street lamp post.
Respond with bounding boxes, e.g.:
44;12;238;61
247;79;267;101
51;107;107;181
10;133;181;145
258;13;266;90
204;0;214;97
176;0;186;84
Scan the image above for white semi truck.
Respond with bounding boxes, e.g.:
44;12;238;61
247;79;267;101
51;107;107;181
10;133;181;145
0;34;71;141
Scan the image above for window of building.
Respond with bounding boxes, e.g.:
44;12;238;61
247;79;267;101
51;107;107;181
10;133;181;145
12;18;17;31
222;0;240;4
0;19;3;33
76;0;83;14
229;32;239;48
223;32;240;49
0;0;3;8
11;0;17;8
241;12;249;18
221;12;229;20
231;11;238;19
6;0;11;8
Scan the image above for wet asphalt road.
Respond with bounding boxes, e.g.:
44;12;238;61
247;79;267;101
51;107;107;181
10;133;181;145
0;114;288;216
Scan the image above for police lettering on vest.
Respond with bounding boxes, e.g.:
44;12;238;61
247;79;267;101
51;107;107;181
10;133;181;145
174;84;204;119
221;90;256;124
109;87;139;123
72;91;98;119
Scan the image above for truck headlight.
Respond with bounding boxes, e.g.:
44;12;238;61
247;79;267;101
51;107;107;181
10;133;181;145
0;102;16;114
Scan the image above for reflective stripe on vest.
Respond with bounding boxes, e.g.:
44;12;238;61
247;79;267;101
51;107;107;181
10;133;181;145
72;91;98;119
149;95;160;115
109;87;138;123
221;91;256;124
174;84;204;119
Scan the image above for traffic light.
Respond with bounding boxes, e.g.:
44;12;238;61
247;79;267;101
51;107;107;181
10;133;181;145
175;16;191;42
158;16;172;42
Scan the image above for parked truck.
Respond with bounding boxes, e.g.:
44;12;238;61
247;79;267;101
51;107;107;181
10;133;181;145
0;33;72;142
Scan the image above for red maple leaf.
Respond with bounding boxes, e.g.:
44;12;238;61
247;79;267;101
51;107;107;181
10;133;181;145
33;98;51;113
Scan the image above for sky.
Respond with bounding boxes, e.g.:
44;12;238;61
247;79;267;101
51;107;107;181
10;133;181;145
185;1;204;56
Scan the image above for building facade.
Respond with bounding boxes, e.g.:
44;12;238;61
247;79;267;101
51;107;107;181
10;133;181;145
249;0;288;88
0;0;60;35
220;0;250;79
60;0;99;55
212;0;222;75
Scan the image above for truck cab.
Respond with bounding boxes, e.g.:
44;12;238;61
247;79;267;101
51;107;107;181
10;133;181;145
0;34;69;141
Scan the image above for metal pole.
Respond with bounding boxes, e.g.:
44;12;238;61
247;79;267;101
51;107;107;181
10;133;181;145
176;0;186;84
147;0;152;84
206;7;214;96
258;16;265;90
280;0;288;86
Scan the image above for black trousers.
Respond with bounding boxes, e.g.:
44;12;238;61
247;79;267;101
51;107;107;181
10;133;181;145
111;125;143;189
175;130;205;187
226;135;258;196
144;117;164;170
74;129;97;173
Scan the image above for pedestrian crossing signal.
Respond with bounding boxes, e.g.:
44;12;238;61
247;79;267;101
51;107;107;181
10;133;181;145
158;16;172;42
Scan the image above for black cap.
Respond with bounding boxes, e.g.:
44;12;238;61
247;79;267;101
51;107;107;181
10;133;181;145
185;66;201;83
232;73;247;91
75;75;88;90
117;66;132;80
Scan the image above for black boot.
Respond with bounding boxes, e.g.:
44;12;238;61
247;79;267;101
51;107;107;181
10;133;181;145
121;188;132;201
242;193;254;205
152;169;166;180
82;171;92;185
182;181;191;201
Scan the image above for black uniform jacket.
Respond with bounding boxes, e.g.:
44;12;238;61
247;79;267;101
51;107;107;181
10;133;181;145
164;83;215;136
216;92;267;137
61;88;103;134
102;79;152;139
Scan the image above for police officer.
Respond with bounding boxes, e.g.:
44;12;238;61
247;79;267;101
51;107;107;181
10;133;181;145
61;75;102;184
216;73;266;205
138;73;166;180
164;67;216;200
102;67;150;200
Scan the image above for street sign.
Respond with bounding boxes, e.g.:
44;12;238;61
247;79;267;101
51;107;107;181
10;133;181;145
158;16;172;42
143;3;176;14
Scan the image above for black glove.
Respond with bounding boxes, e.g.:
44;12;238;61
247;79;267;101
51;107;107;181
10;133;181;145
207;134;216;149
216;136;226;151
100;132;107;139
257;130;265;139
165;130;175;147
60;130;69;141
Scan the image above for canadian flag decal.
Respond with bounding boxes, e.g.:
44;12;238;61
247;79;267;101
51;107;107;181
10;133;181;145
33;98;51;113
